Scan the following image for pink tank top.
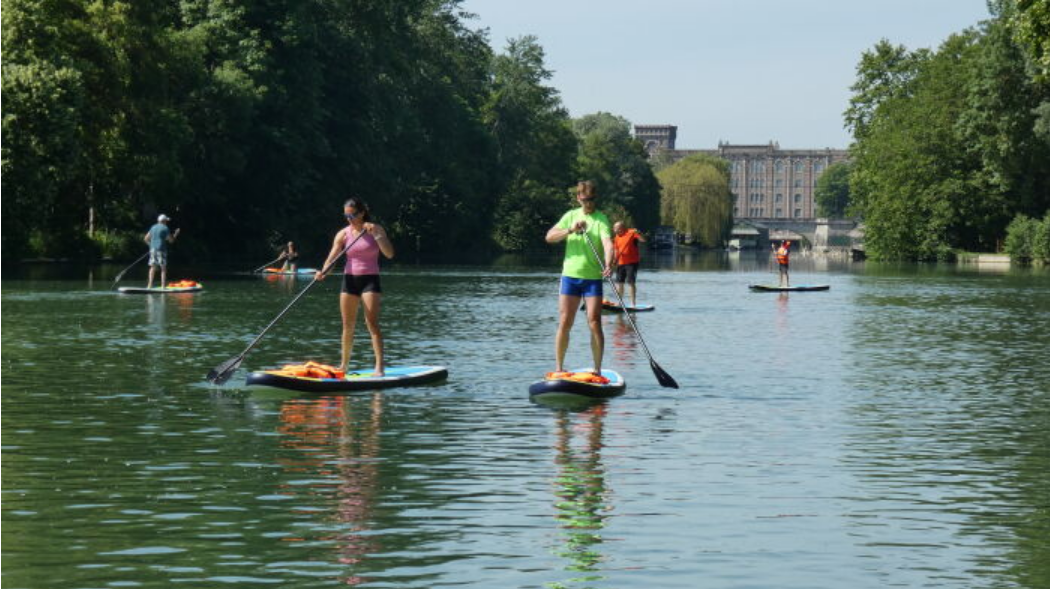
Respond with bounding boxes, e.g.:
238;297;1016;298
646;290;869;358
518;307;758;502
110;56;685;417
344;229;381;275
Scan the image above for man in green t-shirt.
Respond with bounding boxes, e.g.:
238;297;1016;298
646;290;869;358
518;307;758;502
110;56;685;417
545;181;615;374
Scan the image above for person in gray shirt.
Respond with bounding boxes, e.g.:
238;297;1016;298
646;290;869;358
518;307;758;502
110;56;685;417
144;214;180;289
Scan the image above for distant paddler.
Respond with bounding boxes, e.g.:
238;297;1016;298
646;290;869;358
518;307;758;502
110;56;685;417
773;240;791;287
315;198;395;376
144;214;180;289
545;181;615;375
612;222;647;307
278;241;299;272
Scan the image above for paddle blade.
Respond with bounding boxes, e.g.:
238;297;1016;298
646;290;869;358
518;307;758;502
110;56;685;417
207;355;244;385
650;358;679;389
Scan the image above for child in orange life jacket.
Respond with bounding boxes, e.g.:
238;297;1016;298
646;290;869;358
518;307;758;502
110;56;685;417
774;240;791;287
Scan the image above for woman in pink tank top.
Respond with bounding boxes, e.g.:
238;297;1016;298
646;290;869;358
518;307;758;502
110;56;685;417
316;198;395;375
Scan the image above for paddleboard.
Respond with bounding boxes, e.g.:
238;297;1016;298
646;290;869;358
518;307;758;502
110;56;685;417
118;284;203;294
601;300;655;313
528;369;625;401
259;268;317;276
578;300;656;313
749;284;830;292
246;365;448;392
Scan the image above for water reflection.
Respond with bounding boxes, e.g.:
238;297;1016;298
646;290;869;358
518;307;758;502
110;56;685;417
276;394;384;585
549;406;611;588
262;273;299;295
147;294;167;330
775;291;789;337
608;316;637;366
844;276;1050;588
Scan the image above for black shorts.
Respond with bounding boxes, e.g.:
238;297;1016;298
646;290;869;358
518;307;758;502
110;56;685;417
341;274;382;296
616;263;639;285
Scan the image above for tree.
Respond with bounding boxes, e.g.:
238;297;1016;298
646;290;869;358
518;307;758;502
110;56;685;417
656;154;732;247
483;36;577;251
846;11;1050;260
814;161;852;218
1006;0;1050;78
572;112;662;231
1;0;591;261
847;30;1012;259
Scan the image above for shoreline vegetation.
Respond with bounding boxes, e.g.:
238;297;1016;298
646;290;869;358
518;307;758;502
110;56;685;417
3;1;1048;265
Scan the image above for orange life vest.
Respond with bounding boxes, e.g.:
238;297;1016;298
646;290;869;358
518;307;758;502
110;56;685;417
167;280;200;288
546;371;611;385
271;361;345;379
775;246;790;266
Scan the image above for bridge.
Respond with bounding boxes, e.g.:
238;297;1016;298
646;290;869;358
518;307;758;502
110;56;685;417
732;218;862;251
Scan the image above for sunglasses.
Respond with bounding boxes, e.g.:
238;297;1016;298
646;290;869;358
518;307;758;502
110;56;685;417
344;212;357;219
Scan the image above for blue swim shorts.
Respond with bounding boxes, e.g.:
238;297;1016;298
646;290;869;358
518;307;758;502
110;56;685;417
560;276;603;298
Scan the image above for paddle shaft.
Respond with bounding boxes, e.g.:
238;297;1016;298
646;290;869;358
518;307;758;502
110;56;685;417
579;231;676;387
211;230;368;380
253;254;285;274
113;251;150;286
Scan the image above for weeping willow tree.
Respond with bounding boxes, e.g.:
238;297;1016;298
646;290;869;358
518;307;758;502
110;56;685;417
657;154;733;247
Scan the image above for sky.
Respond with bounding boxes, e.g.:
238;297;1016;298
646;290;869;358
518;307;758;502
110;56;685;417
459;0;992;149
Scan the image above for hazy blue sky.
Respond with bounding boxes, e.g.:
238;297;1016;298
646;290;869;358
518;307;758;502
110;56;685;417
460;0;992;149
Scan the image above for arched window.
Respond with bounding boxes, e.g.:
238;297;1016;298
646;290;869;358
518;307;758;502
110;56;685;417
775;160;784;173
794;161;804;173
814;162;824;174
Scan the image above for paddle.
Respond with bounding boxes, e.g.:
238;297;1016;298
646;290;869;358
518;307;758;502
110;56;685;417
207;228;367;385
112;251;150;288
579;231;678;389
252;254;285;274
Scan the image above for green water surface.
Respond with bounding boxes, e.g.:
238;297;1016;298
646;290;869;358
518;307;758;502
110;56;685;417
3;253;1049;588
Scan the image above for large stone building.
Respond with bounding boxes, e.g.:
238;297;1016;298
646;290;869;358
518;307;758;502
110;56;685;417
635;125;848;221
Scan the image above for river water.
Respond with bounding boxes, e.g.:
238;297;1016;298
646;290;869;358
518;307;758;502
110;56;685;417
3;252;1049;589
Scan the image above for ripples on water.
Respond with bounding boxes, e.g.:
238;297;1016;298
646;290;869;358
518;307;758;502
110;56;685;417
2;258;1048;588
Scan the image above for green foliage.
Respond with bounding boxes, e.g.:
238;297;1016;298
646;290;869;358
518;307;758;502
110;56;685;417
814;161;852;218
656;154;732;248
1034;211;1050;262
1007;211;1050;262
90;229;139;259
1006;0;1050;78
845;15;1050;261
1004;214;1038;259
572;112;662;231
484;36;577;251
1;1;669;260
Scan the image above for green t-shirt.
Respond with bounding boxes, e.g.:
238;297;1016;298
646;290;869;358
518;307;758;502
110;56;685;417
555;208;611;279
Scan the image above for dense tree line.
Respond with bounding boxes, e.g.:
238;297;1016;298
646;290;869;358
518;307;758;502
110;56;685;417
845;0;1050;260
2;0;660;263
